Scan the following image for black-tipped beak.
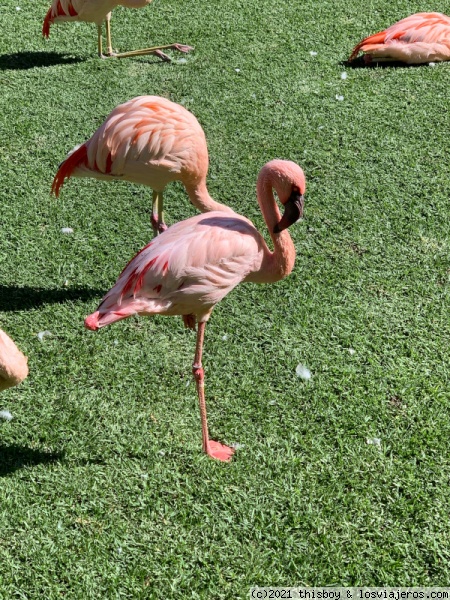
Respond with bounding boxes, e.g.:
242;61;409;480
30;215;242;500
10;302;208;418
273;191;305;233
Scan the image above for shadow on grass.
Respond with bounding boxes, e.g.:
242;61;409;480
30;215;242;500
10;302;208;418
0;444;63;476
342;57;426;69
0;51;84;70
0;286;104;311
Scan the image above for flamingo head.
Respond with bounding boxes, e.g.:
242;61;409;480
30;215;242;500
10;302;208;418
263;160;305;233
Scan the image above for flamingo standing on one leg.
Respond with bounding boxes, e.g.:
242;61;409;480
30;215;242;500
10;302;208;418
349;13;450;64
84;159;306;462
43;0;192;60
0;330;28;392
52;96;233;237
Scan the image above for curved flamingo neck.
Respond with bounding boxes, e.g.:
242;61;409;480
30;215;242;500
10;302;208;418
256;175;296;283
185;181;233;214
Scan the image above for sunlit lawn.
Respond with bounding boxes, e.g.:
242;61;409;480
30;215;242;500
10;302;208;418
0;0;449;597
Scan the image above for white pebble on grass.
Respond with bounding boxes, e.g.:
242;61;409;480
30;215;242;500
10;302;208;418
37;330;52;341
341;72;347;80
268;400;277;406
309;51;317;56
348;348;356;355
296;364;311;380
429;62;436;67
222;334;228;341
0;410;13;421
367;437;381;447
336;95;344;101
61;227;74;234
177;58;187;64
16;6;21;10
235;68;241;73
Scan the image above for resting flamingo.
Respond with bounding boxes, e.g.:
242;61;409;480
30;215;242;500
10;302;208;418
0;330;28;392
85;160;306;461
43;0;192;60
52;96;232;236
349;13;450;64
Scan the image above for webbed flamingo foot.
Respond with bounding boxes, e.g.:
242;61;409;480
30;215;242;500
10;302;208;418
205;440;235;462
114;43;194;60
150;215;168;236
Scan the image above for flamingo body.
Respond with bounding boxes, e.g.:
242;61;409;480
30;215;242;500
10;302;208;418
350;13;450;64
0;330;28;392
86;211;267;329
43;0;119;34
85;160;306;461
52;96;231;235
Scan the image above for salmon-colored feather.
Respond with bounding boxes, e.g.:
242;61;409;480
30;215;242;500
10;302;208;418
350;13;450;64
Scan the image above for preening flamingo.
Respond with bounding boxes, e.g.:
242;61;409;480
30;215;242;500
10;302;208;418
43;0;192;60
52;96;232;236
349;12;450;64
0;330;28;392
85;160;306;461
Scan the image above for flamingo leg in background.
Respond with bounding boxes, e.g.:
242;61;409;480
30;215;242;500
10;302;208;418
105;13;113;55
97;24;103;57
192;322;235;462
151;191;167;236
113;43;193;60
99;12;186;61
97;15;113;58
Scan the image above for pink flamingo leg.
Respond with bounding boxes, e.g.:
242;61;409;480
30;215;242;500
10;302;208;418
192;322;235;462
151;191;168;236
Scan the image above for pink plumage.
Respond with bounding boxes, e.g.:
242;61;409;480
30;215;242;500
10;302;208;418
0;330;28;392
43;0;192;59
52;96;231;235
350;12;450;64
85;159;306;462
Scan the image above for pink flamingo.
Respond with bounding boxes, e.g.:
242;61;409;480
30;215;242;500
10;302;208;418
85;159;306;461
52;95;232;236
0;330;28;392
43;0;192;59
349;12;450;64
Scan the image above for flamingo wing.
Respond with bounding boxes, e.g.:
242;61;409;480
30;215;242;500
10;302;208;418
84;96;207;183
350;13;450;63
86;212;264;329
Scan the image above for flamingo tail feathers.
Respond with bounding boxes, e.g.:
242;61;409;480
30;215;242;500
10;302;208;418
51;143;88;197
42;7;53;38
85;306;140;330
349;31;387;61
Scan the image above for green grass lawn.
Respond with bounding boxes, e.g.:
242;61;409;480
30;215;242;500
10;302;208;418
1;0;450;596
